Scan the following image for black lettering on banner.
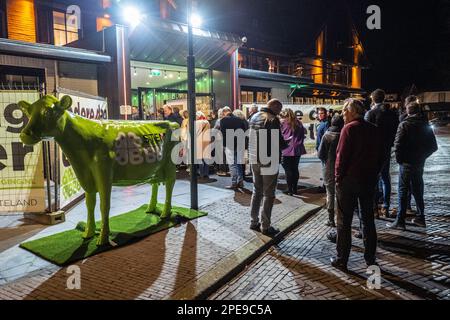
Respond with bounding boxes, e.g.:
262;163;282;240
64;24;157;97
81;107;86;118
309;123;315;140
4;103;29;133
309;109;316;121
11;142;34;171
0;144;7;171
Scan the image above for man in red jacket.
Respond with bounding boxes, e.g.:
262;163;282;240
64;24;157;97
331;99;383;271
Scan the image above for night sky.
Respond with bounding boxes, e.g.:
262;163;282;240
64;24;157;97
194;0;450;94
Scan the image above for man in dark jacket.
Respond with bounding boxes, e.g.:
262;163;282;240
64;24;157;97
399;95;419;213
163;105;183;126
215;107;248;189
249;99;287;237
387;102;438;230
331;99;383;271
365;89;400;218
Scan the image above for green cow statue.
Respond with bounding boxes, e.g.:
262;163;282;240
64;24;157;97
18;95;180;246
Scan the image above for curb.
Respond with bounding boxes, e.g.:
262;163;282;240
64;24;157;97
168;202;323;300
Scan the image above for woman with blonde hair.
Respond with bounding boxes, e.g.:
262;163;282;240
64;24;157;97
280;108;307;195
233;109;246;121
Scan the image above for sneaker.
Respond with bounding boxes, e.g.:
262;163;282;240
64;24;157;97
386;220;406;231
381;207;391;218
391;207;398;218
249;223;261;232
330;257;348;272
412;217;426;228
225;184;238;190
262;226;280;237
354;231;363;239
327;231;337;243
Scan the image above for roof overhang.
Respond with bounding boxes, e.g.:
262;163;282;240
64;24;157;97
129;18;242;69
0;38;112;64
239;68;313;85
239;68;365;98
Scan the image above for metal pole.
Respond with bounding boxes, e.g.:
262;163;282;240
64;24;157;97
187;0;198;210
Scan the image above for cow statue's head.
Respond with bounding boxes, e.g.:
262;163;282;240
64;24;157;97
18;95;72;145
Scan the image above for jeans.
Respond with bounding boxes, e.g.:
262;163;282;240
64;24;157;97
250;163;279;230
225;148;244;185
198;161;209;178
281;156;301;194
336;177;377;264
375;157;392;210
396;164;425;224
381;158;392;209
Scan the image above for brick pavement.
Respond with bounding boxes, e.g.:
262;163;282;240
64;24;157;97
0;171;321;300
210;132;450;300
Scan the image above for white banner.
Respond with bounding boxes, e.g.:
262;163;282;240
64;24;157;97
0;91;46;213
57;89;108;208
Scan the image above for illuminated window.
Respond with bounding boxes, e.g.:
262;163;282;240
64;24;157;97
53;10;79;46
241;91;254;103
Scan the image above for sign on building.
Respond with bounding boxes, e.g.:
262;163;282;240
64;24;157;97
0;91;46;213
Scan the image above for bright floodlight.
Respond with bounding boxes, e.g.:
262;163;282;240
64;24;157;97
124;6;142;27
190;13;202;28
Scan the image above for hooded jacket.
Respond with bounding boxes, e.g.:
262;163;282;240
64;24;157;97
318;128;341;185
249;107;288;165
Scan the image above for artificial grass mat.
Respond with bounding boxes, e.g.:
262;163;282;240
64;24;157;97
20;204;207;266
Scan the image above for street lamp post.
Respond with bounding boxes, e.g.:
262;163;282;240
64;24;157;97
187;0;198;210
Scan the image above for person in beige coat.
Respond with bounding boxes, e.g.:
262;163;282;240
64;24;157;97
195;111;211;179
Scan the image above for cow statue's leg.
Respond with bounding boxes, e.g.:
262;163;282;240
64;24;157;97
83;192;97;239
97;183;112;246
94;161;113;246
161;164;176;219
146;183;158;214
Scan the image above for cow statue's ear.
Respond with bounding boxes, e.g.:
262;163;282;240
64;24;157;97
58;95;72;111
18;101;32;117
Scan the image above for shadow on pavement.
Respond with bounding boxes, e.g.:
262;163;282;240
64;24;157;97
24;229;170;300
377;235;450;259
271;251;402;300
171;221;198;299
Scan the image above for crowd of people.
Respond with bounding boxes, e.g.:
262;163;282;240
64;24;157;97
161;88;438;270
320;90;438;271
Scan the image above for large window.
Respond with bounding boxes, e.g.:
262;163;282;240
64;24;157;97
53;10;79;46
